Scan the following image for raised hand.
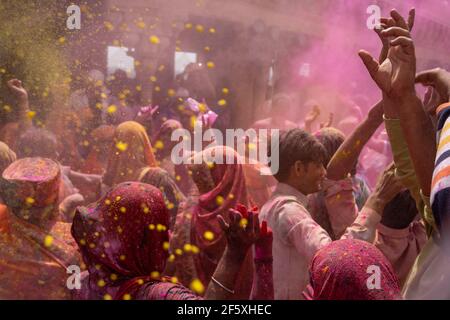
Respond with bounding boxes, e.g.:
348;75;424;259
7;79;28;102
365;164;404;214
360;9;417;99
374;8;415;63
320;112;334;129
218;208;260;259
423;87;442;117
305;105;321;125
416;68;450;107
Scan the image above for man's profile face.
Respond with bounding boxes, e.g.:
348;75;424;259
298;161;327;195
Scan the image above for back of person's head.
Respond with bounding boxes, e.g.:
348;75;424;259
381;189;419;229
314;127;345;166
273;129;327;182
16;127;59;160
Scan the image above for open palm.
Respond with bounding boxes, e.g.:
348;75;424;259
360;9;416;98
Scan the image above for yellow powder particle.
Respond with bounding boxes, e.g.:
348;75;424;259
44;235;53;247
116;141;128;152
204;231;214;241
149;35;160;44
190;279;205;294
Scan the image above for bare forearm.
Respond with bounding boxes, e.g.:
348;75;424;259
327;102;383;180
17;98;32;131
251;260;273;300
396;94;436;196
204;248;246;300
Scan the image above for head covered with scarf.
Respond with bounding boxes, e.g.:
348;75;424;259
170;145;251;296
71;182;169;300
153;119;183;159
103;121;157;187
304;239;401;300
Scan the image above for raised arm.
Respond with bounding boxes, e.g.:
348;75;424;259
327;101;383;181
7;79;33;132
359;10;436;229
304;105;321;133
204;207;261;300
251;220;274;300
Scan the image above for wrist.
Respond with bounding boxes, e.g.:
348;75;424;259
365;195;385;215
388;91;419;106
254;243;272;260
224;246;248;263
382;96;399;119
17;96;29;104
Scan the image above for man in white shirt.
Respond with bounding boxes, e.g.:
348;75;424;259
260;129;399;299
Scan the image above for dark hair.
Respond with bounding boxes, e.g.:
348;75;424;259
381;190;418;229
273;129;327;182
314;127;345;166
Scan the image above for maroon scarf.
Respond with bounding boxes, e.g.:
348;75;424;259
71;182;169;300
190;146;248;285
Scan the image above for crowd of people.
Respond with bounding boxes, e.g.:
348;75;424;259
1;7;450;300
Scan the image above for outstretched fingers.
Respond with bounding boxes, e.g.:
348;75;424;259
391;9;409;30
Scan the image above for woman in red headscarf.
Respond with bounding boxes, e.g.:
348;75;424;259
103;121;157;187
71;181;272;300
303;239;401;300
69;121;184;215
169;145;254;299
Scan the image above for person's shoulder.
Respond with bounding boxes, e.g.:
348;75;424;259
263;194;309;219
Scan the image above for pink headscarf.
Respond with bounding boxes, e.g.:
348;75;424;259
170;146;252;298
190;146;248;284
